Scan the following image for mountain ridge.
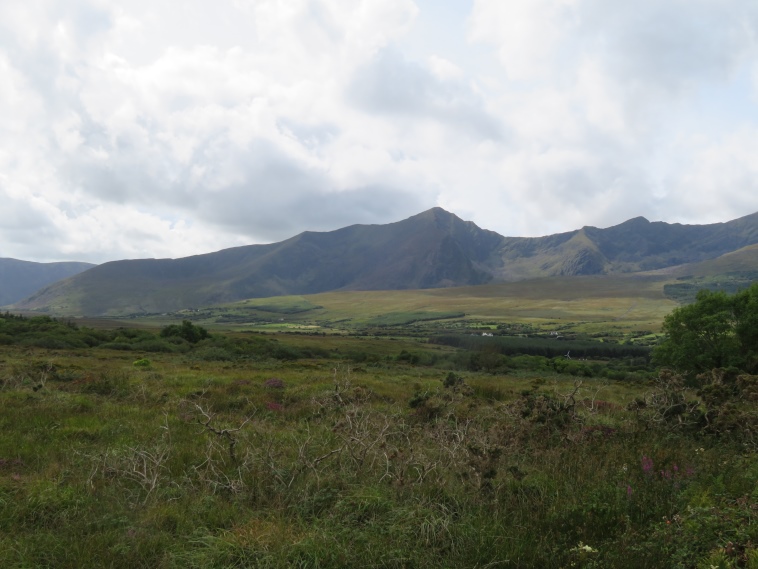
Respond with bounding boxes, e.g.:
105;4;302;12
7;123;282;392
0;258;95;306
8;208;758;316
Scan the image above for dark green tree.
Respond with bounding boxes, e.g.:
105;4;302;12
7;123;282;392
160;320;210;344
733;283;758;372
653;284;758;377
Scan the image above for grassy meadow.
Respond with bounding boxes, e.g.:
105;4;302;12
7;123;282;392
2;283;758;567
133;274;681;342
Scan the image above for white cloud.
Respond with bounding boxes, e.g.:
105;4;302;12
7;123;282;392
1;0;758;263
427;55;464;81
469;0;579;82
460;0;758;233
661;127;758;223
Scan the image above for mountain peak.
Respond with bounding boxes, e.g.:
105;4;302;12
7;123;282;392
616;216;650;227
413;206;457;221
9;208;758;316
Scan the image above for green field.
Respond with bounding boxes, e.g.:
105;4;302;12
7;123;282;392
2;304;758;568
116;274;681;346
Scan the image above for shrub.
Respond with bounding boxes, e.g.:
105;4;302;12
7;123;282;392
271;345;301;361
160;320;210;344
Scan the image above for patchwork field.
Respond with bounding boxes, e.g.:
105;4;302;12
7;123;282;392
123;274;681;343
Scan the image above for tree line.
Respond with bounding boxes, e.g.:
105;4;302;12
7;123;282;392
429;333;651;360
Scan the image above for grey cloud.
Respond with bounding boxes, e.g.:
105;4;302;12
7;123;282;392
194;139;432;242
0;193;64;260
347;48;506;141
61;107;429;243
60;116;204;209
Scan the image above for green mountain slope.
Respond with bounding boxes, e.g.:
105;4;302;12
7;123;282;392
14;208;502;315
645;243;758;303
11;208;758;316
496;211;758;280
0;258;95;306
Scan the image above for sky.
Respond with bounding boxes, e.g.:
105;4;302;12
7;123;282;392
2;0;758;264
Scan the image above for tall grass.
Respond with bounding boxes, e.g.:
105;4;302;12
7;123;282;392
1;341;757;568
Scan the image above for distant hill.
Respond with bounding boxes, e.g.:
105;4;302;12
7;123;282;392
11;208;758;316
496;212;758;280
644;243;758;304
0;258;95;306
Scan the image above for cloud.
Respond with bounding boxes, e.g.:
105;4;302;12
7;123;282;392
461;0;758;233
0;0;435;262
347;48;506;141
191;138;430;241
1;0;758;264
660;127;758;224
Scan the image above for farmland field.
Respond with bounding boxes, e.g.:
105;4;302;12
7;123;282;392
127;274;682;343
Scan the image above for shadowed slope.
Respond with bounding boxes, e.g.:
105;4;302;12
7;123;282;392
11;208;758;316
0;258;95;306
14;208;502;315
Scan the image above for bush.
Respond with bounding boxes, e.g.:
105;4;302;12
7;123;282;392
23;336;85;350
271;345;301;361
160;320;210;344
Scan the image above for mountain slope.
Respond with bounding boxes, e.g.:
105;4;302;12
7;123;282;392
0;258;95;306
494;211;758;280
16;208;503;315
11;208;758;316
584;212;758;270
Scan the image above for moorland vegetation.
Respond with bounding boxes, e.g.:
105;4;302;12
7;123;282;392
2;286;758;567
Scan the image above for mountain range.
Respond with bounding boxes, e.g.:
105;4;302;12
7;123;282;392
7;207;758;316
0;258;94;307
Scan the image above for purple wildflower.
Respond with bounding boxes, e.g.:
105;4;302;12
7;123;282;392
642;455;654;474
